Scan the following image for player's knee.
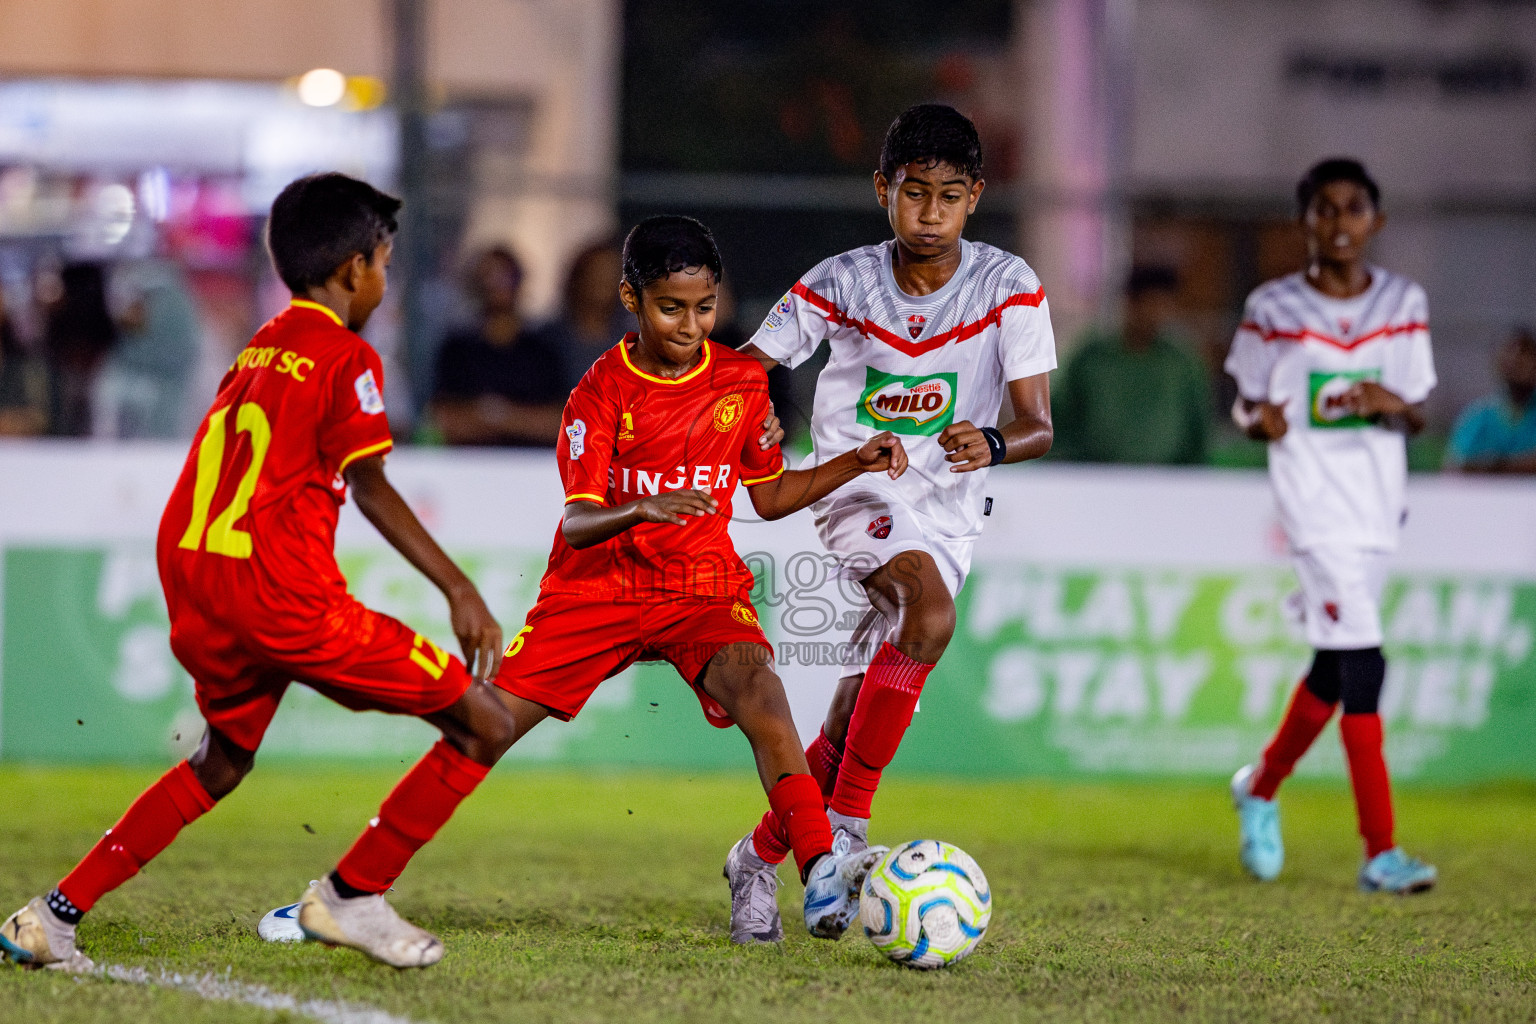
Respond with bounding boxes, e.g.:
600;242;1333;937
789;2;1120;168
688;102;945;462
465;700;518;764
1339;648;1386;715
189;737;254;801
900;596;955;661
1303;650;1343;705
714;662;788;721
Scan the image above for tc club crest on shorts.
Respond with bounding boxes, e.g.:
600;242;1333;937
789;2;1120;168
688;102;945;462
731;601;759;626
867;514;893;540
712;393;745;432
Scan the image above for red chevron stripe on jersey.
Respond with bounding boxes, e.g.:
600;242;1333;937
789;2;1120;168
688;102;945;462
791;280;1046;357
1240;319;1429;353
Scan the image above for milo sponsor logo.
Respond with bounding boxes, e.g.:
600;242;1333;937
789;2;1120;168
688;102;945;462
856;368;957;436
1309;368;1379;429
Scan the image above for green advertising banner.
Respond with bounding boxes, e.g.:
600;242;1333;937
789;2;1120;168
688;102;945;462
915;566;1536;782
3;545;1535;781
0;546;757;770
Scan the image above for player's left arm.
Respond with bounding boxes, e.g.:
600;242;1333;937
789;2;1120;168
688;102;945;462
1343;381;1427;435
1351;300;1434;436
739;343;779;374
939;373;1054;473
345;456;504;682
746;431;907;521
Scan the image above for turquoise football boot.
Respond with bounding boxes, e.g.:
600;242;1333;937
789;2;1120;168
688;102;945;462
1231;764;1283;881
1358;848;1437;894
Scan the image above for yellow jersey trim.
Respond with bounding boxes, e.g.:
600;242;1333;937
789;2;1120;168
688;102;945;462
290;299;345;327
564;492;607;505
741;466;785;486
337;439;394;474
620;337;712;385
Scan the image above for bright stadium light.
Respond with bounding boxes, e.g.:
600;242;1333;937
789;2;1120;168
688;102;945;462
297;68;347;107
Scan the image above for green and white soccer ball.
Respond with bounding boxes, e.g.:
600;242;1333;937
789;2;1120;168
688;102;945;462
860;839;991;969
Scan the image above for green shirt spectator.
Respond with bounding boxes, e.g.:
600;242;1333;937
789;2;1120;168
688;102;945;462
1052;266;1211;465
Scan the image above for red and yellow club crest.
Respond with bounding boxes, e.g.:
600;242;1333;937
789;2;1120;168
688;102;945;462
731;601;759;626
712;393;745;432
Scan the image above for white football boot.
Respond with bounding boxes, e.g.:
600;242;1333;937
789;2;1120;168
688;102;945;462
722;834;783;944
296;877;443;968
803;843;887;940
0;897;95;972
828;810;869;857
257;901;306;943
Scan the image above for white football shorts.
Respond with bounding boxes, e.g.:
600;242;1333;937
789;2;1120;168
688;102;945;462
1288;545;1392;650
813;490;975;675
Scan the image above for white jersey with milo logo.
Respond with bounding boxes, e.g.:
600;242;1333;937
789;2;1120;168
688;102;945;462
748;239;1056;541
1225;267;1436;553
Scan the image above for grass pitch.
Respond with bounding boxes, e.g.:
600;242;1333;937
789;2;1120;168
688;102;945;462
2;765;1533;1024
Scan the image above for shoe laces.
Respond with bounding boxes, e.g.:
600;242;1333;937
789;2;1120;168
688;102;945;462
737;864;779;925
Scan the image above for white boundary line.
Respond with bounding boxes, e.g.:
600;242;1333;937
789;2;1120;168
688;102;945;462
96;963;427;1024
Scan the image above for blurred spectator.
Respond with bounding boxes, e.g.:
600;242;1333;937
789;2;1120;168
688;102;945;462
1444;328;1536;474
531;239;630;390
43;262;116;436
92;258;200;439
1052;266;1211;465
430;246;566;447
0;289;48;436
407;236;479;419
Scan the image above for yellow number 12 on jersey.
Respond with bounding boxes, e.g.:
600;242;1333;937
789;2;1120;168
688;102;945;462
178;402;273;558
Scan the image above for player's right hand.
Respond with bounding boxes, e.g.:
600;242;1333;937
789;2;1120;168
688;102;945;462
634;489;719;526
1233;398;1288;441
856;430;908;479
448;585;504;683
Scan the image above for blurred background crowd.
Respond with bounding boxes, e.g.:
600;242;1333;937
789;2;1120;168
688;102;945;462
1;0;1533;475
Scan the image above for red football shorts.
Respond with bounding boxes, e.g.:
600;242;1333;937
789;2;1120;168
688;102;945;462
168;596;471;752
494;591;773;727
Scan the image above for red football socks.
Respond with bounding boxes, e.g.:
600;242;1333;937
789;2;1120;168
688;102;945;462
1250;680;1336;800
829;643;933;820
1340;713;1395;857
334;739;490;894
751;729;846;866
762;774;833;880
806;727;843;801
58;760;216;912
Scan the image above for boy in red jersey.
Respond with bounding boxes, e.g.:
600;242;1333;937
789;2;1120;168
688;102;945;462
1;174;515;971
489;215;909;943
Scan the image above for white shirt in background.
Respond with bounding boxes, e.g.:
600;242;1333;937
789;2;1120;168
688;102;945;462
1225;267;1436;552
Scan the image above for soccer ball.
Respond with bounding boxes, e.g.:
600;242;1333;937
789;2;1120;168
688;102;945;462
860;839;991;969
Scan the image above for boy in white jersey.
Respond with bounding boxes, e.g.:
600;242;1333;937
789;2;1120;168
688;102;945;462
1226;158;1437;895
723;104;1055;941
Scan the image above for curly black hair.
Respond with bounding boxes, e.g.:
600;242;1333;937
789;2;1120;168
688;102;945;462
879;104;983;182
621;215;722;296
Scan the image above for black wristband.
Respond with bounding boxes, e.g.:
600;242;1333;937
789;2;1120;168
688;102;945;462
980;426;1007;466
